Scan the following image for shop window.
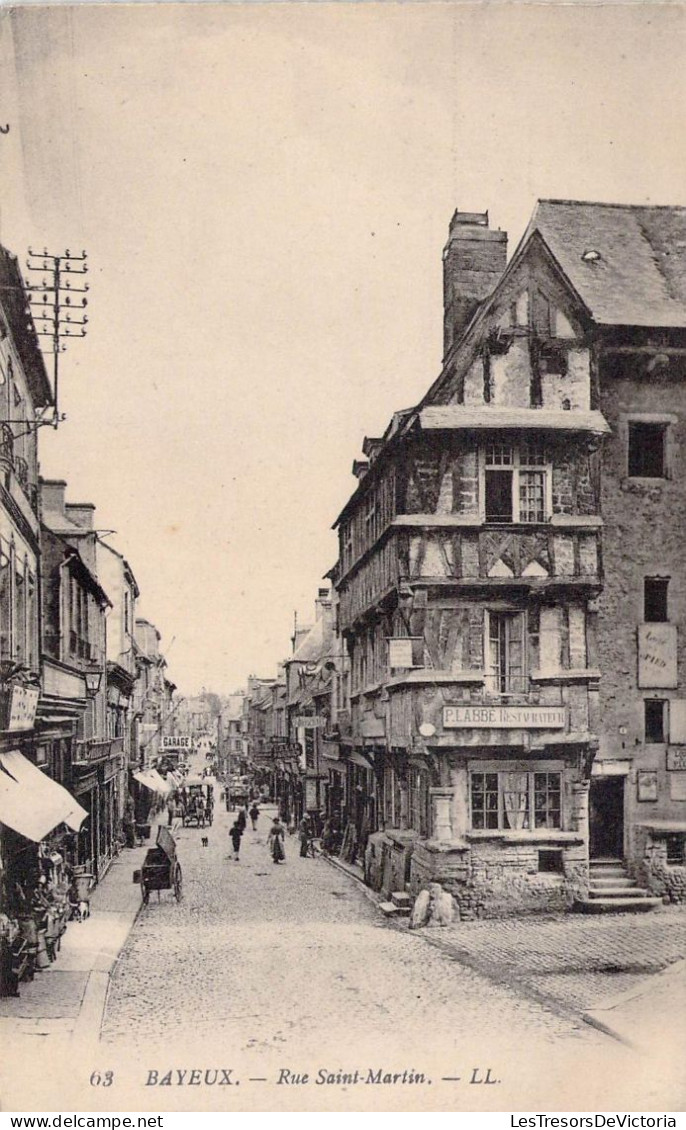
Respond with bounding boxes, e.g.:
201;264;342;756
534;772;561;829
644;699;667;743
644;577;669;623
486;611;526;694
665;834;685;866
470;770;562;831
538;849;564;873
628;422;667;478
408;769;429;837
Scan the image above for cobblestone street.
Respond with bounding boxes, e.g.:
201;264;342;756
104;806;595;1052
89;803;676;1111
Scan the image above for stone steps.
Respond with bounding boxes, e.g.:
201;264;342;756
575;896;663;914
587;886;651;899
391;891;411;914
589;876;636;889
378;901;399;917
379;893;412;918
577;858;662;914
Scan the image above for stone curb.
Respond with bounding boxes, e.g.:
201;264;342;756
71;863;146;1045
316;848;382;909
584;957;686;1015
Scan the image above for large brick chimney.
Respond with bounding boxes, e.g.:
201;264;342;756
443;210;507;356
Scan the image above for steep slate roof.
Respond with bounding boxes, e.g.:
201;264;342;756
528;200;686;328
290;614;333;665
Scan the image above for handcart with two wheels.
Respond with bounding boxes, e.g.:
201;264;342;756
134;826;182;904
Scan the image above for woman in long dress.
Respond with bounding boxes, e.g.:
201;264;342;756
267;816;286;864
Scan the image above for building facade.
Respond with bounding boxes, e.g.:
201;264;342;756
95;540;139;844
39;481;116;880
333;202;686;917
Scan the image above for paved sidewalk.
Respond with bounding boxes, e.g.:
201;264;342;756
432;904;686;1015
0;836;149;1040
318;848;686;1044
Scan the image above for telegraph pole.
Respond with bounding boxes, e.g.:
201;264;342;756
25;248;88;426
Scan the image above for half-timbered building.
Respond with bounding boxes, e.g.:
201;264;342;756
334;203;664;917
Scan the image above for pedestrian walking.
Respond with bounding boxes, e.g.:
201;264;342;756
229;819;243;862
249;802;260;831
267;816;285;864
298;815;312;858
236;806;247;834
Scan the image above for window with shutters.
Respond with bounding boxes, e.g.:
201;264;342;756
485;610;527;695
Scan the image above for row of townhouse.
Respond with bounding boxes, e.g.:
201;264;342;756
0;242;176;991
243;592;337;827
249;199;686;919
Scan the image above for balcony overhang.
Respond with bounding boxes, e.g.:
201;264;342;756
417;406;611;436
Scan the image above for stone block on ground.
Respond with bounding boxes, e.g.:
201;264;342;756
408;888;431;929
428;882;455;927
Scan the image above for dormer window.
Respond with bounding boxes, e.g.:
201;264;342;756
483;442;549;523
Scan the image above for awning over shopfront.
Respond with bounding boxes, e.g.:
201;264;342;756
133;769;173;796
0;750;88;842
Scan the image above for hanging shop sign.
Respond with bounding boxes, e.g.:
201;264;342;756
637;624;678;689
443;704;566;729
5;684;40;731
293;716;326;729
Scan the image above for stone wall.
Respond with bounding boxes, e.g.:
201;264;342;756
409;838;588;920
634;827;686;904
596;358;686;863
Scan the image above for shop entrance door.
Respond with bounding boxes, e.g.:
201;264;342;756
589;776;625;859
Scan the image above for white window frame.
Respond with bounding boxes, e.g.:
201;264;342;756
469;765;563;831
484;609;528;695
479;441;553;523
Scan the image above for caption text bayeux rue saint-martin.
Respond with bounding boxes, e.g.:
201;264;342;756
142;1066;500;1087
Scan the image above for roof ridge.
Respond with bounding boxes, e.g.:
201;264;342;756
539;197;686;211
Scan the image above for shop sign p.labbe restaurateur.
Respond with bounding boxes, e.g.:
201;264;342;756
443;704;567;729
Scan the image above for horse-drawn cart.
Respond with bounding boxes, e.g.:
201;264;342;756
134;826;182;904
180;779;213;828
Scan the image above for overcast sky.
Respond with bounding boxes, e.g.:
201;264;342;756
0;2;684;695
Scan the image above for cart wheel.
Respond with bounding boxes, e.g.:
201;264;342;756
140;878;149;905
173;862;183;902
